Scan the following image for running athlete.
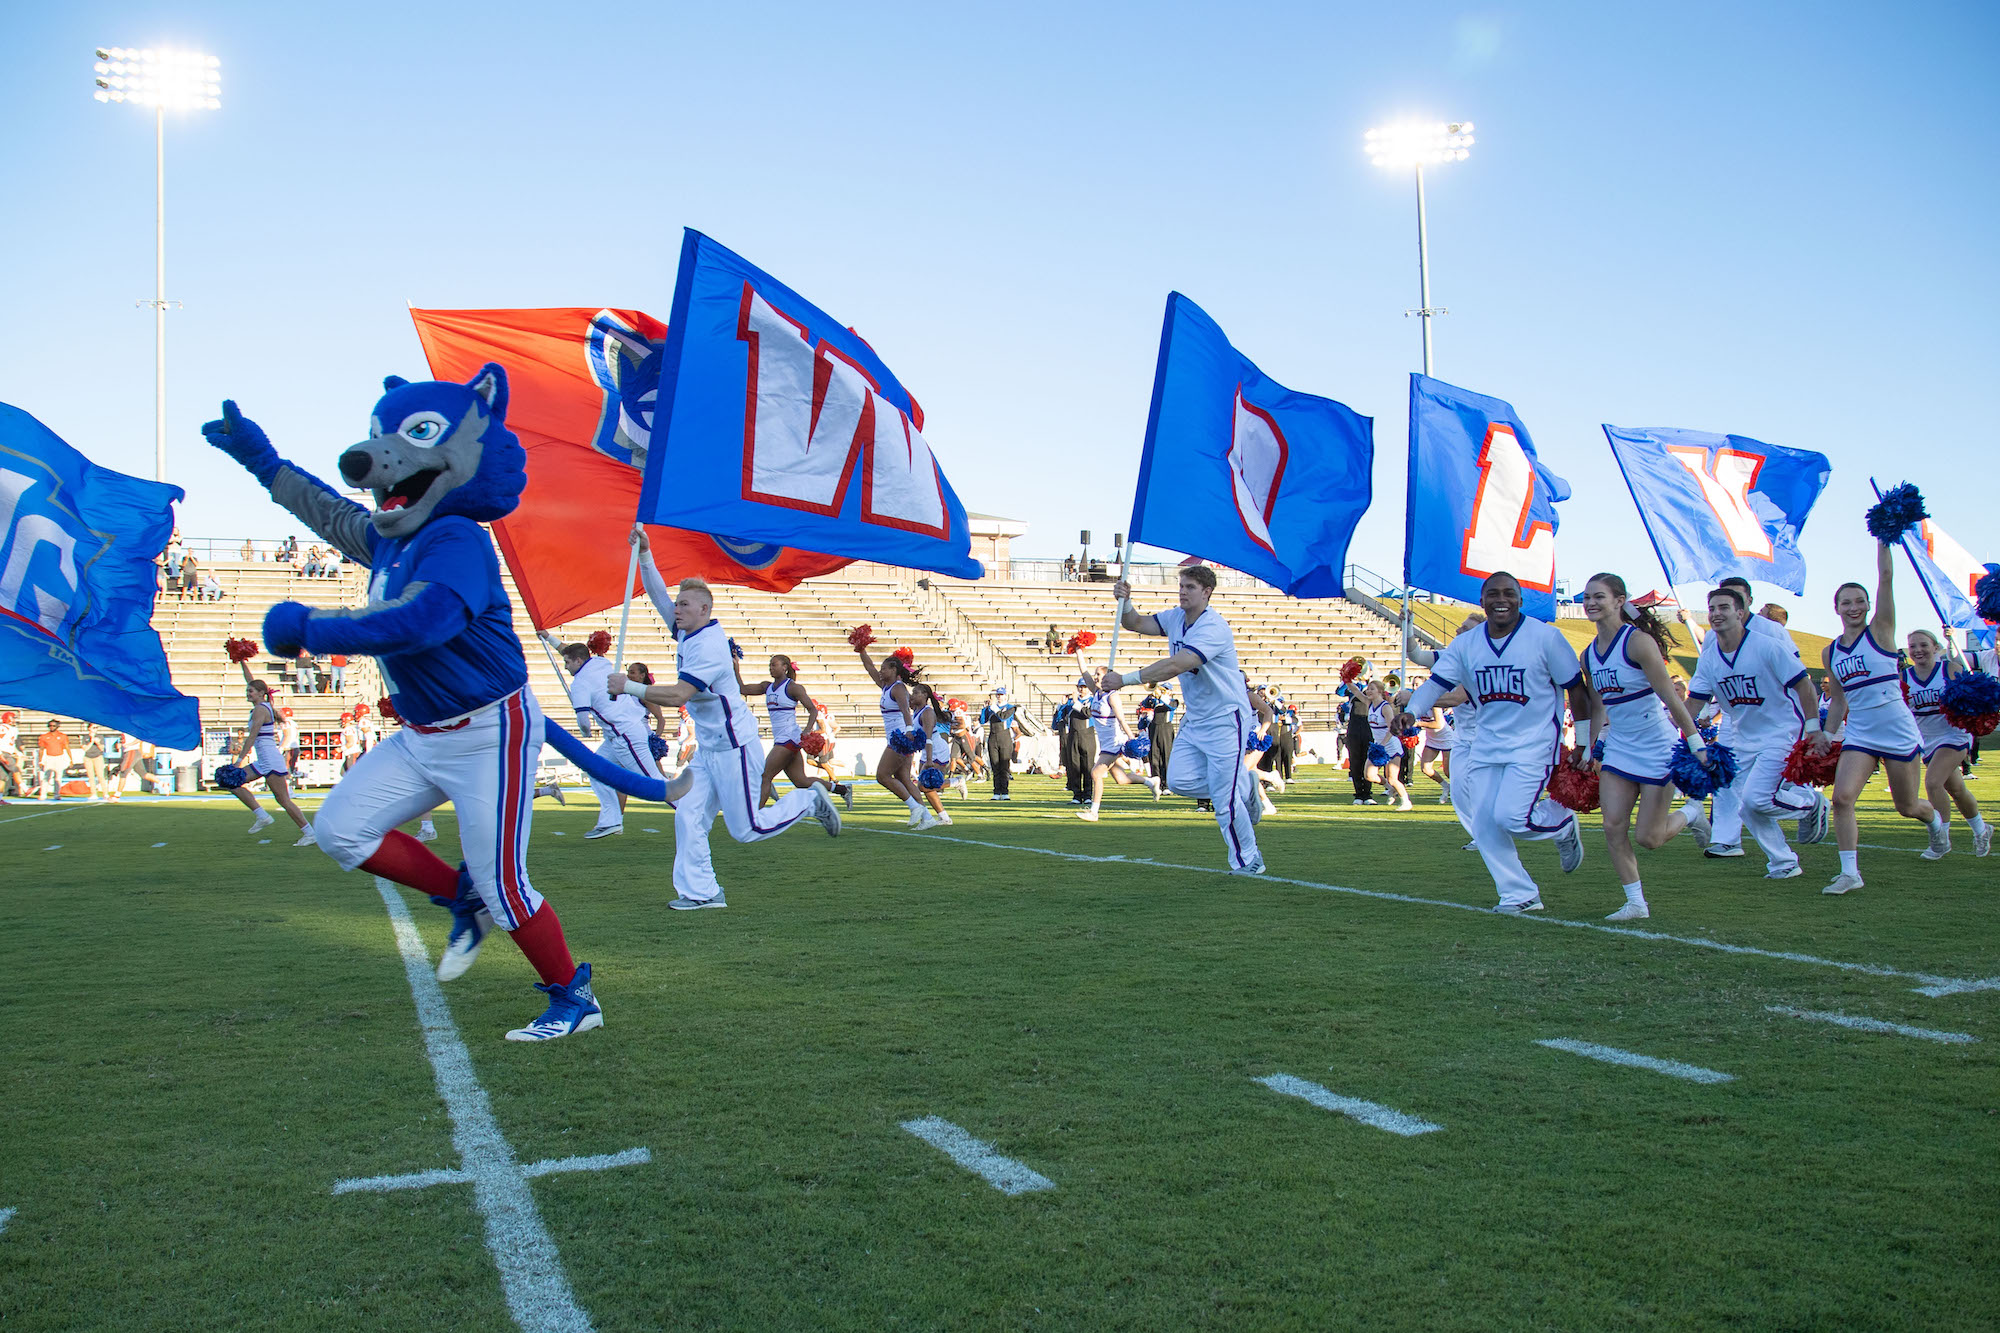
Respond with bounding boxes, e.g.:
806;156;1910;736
1904;629;1989;858
561;637;661;840
807;699;842;785
856;638;938;829
1416;697;1455;803
1400;572;1591;912
910;677;960;823
1678;578;1795;857
1362;680;1412;812
1077;665;1161;822
758;654;853;811
1576;573;1714;921
1687;584;1830;882
1244;681;1284;818
1816;542;1948;893
1100;565;1264;875
228;663;315;844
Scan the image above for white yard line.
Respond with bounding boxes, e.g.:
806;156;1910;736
1764;1006;1978;1044
900;1116;1054;1195
1254;1074;1442;1136
335;1147;653;1195
861;828;2000;998
1535;1038;1735;1084
0;804;95;825
0;1206;13;1234
371;878;597;1333
521;1147;652;1179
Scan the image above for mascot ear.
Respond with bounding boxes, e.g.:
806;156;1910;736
382;374;410;391
467;363;509;420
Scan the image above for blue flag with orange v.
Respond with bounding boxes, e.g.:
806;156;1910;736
0;404;199;747
1407;375;1570;621
1603;425;1829;595
637;230;983;579
1128;293;1374;597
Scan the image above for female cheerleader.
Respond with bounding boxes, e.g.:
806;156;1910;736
1816;543;1949;892
758;654;854;811
1903;629;1989;858
1361;680;1412;811
1415;699;1454;803
807;699;843;784
1241;682;1286;816
1577;572;1712;921
856;639;939;829
625;662;672;746
1077;665;1161;821
228;664;314;845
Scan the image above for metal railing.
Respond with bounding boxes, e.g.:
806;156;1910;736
900;574;1053;732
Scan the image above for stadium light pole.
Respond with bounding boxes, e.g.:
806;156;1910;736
93;46;222;484
1366;119;1473;678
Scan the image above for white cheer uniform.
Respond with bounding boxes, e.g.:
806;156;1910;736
1689;628;1816;874
1903;663;1973;760
1827;629;1923;762
569;655;662;828
1410;618;1580;908
1423;711;1455;755
1707;614;1789;846
1153;604;1262;872
251;708;286;776
766;680;805;749
1584;625;1678;786
1448;699;1481;840
662;614;824;904
1090;691;1121;759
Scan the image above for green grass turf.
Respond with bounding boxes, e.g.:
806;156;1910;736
2;766;1996;1330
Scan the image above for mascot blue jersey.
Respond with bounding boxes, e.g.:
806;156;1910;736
365;516;527;723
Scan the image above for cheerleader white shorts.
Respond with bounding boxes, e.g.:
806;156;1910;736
1598;717;1674;787
1841;702;1923;764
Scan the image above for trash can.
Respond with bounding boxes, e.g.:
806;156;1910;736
175;765;198;794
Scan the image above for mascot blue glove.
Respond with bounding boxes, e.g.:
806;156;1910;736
200;400;285;487
263;602;313;657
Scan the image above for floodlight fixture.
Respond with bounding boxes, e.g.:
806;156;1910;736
1364;121;1474;169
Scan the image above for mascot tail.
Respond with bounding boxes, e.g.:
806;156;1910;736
541;719;671;803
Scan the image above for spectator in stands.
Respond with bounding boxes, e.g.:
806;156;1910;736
38;719;70;798
1044;624;1063;655
1061;555;1077;581
329;653;348;693
297;651;319;695
81;726;107;799
165;532;184;575
277;535;297;563
179;552;199;599
0;710;19;798
198;570;225;601
240;539;255;560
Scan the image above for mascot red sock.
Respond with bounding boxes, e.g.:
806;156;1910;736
360;831;459;898
508;907;576;986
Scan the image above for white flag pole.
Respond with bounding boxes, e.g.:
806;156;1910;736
612;533;642;666
1107;541;1133;671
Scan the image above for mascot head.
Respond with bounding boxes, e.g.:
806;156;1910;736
337;363;528;540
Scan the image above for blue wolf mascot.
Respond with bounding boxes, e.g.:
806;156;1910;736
204;363;669;1041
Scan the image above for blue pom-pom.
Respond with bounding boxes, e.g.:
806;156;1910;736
1698;722;1719;744
729;637;744;661
214;764;249;790
1668;739;1739;800
1367;742;1392;767
1941;670;2000;730
1122;735;1151;759
647;734;669;759
1865;482;1928;543
888;727;925;754
1590;737;1606;762
918;766;944;790
1976;568;2000;625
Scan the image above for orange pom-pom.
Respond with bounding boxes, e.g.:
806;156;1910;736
1782;736;1841;786
847;624;876;650
224;637;259;663
1340;657;1365;685
586;630;613;656
889;646;915;666
801;731;827;756
1546;756;1601;813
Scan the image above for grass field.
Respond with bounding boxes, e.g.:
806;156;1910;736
2;766;1996;1331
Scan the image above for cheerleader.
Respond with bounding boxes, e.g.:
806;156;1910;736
910;676;958;825
1238;682;1285;819
1577;573;1713;921
1815;542;1948;893
856;640;938;829
1362;680;1412;811
758;654;854;811
1078;666;1161;822
626;662;673;744
1415;699;1454;803
1904;629;1989;857
228;665;314;844
807;700;842;784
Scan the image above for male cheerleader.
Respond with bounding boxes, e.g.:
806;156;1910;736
1099;565;1263;874
1687;585;1830;880
560;636;661;839
619;527;840;909
1399;572;1592;911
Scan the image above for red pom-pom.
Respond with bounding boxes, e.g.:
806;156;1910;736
1781;736;1841;787
377;695;400;723
1065;631;1098;654
224;637;259;663
1400;733;1422;751
801;731;827;756
1340;657;1365;685
890;647;915;666
847;624;876;650
1948;710;1999;738
1546;756;1601;813
586;630;613;656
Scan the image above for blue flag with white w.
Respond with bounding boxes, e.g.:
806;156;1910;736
1128;294;1374;597
637;230;984;579
0;404;199;747
1407;375;1570;621
1603;426;1829;595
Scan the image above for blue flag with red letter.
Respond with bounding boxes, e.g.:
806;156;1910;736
1603;426;1829;596
637;231;983;579
1406;375;1570;621
0;404;199;747
1127;294;1374;597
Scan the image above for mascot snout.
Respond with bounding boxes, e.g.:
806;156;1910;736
338;446;377;485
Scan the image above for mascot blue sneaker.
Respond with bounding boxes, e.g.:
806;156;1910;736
204;364;679;1041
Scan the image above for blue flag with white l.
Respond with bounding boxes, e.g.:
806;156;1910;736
0;404;199;747
1406;375;1570;621
1603;425;1829;596
637;230;983;579
1127;294;1374;597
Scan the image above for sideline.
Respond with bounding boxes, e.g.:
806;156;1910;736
859;828;2000;998
368;879;598;1333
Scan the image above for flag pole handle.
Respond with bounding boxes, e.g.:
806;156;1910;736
1870;477;1952;629
1107;545;1131;671
612;539;642;666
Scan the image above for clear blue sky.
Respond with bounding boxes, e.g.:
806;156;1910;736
4;1;1995;634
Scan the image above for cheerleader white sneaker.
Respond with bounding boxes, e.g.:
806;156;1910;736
415;823;438;842
1821;872;1864;895
1975;822;1993;857
1681;802;1712;850
293;825;316;847
1605;901;1649;921
1555;819;1585;874
583;823;623;840
811;786;842;838
247;810;274;835
1920;818;1951;860
1076;809;1099;822
1764;863;1802;879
